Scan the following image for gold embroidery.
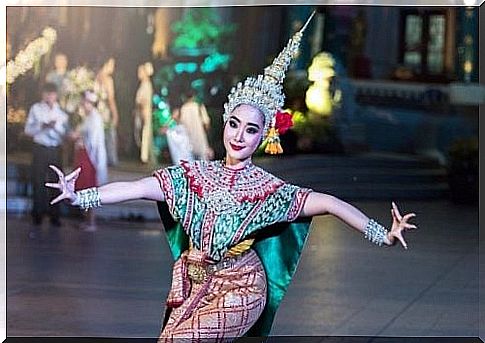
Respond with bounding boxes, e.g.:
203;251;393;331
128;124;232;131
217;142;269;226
226;238;255;257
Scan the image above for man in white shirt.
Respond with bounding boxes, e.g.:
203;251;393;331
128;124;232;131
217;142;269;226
24;82;69;227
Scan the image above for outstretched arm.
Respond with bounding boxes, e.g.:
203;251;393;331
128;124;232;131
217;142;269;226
91;177;164;204
300;192;417;248
45;165;164;206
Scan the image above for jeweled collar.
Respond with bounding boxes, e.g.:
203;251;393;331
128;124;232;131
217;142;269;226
220;158;253;172
180;160;284;203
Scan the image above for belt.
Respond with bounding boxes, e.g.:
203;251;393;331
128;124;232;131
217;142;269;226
187;251;247;284
166;239;254;308
184;237;254;284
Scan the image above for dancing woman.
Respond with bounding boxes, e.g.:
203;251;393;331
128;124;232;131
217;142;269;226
46;12;417;341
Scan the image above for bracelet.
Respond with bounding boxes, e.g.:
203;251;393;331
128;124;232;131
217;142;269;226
74;187;101;211
364;219;388;246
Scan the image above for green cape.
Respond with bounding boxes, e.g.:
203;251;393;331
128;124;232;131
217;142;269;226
157;201;313;337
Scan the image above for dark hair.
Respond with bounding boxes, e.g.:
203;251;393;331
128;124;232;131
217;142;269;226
42;82;58;93
185;90;196;99
83;90;99;106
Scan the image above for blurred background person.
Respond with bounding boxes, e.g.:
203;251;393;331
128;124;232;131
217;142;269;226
45;53;69;109
95;57;119;166
173;90;213;160
46;53;73;167
166;101;194;165
134;62;155;165
24;82;69;228
71;90;108;232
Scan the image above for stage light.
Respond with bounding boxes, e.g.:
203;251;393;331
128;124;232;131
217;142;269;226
305;52;336;116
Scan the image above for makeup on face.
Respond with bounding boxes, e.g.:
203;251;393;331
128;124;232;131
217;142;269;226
223;104;264;165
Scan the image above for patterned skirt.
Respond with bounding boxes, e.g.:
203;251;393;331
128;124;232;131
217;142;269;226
158;248;267;342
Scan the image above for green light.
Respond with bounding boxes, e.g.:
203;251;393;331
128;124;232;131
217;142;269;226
191;79;205;89
187;63;197;73
174;62;198;74
171;8;235;51
158;101;168;110
200;52;231;73
153;94;161;105
174;63;184;74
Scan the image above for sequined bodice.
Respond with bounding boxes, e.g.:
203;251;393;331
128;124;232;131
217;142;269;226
154;160;311;261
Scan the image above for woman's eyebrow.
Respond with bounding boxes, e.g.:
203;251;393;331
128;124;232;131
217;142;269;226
230;115;260;129
229;116;241;123
247;122;260;129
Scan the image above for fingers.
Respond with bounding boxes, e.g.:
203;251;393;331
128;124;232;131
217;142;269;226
390;202;414;250
391;208;398;223
65;167;81;182
393;232;408;250
403;223;418;230
49;165;65;179
50;193;65;205
392;202;417;226
45;182;60;189
391;202;402;221
402;213;416;222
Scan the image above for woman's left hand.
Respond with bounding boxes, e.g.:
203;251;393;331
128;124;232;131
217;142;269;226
387;202;417;249
69;130;81;141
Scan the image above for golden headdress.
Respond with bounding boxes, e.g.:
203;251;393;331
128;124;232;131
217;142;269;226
223;11;315;153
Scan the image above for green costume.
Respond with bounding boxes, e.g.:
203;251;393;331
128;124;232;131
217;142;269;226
154;160;313;337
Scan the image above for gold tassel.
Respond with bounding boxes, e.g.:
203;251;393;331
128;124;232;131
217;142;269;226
264;127;283;155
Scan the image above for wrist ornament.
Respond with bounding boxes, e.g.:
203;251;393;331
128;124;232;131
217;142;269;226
364;219;388;246
74;187;101;211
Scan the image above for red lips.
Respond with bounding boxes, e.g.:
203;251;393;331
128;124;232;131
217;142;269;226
230;143;244;151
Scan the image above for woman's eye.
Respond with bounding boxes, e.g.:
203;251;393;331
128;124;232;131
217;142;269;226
229;120;237;128
246;127;258;134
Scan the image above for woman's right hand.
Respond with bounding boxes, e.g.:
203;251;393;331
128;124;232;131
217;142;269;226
69;130;81;141
45;165;81;205
74;139;85;149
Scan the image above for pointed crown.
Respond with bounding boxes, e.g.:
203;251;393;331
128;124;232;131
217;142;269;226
223;11;315;136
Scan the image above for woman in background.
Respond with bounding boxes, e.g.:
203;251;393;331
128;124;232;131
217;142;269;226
174;91;213;160
135;62;155;165
95;57;119;166
71;90;107;231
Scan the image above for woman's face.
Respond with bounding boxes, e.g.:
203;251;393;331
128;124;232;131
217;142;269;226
54;54;68;71
223;104;264;163
82;99;95;113
137;65;145;80
104;58;115;75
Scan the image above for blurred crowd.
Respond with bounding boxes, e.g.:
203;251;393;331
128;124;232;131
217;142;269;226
23;52;214;231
